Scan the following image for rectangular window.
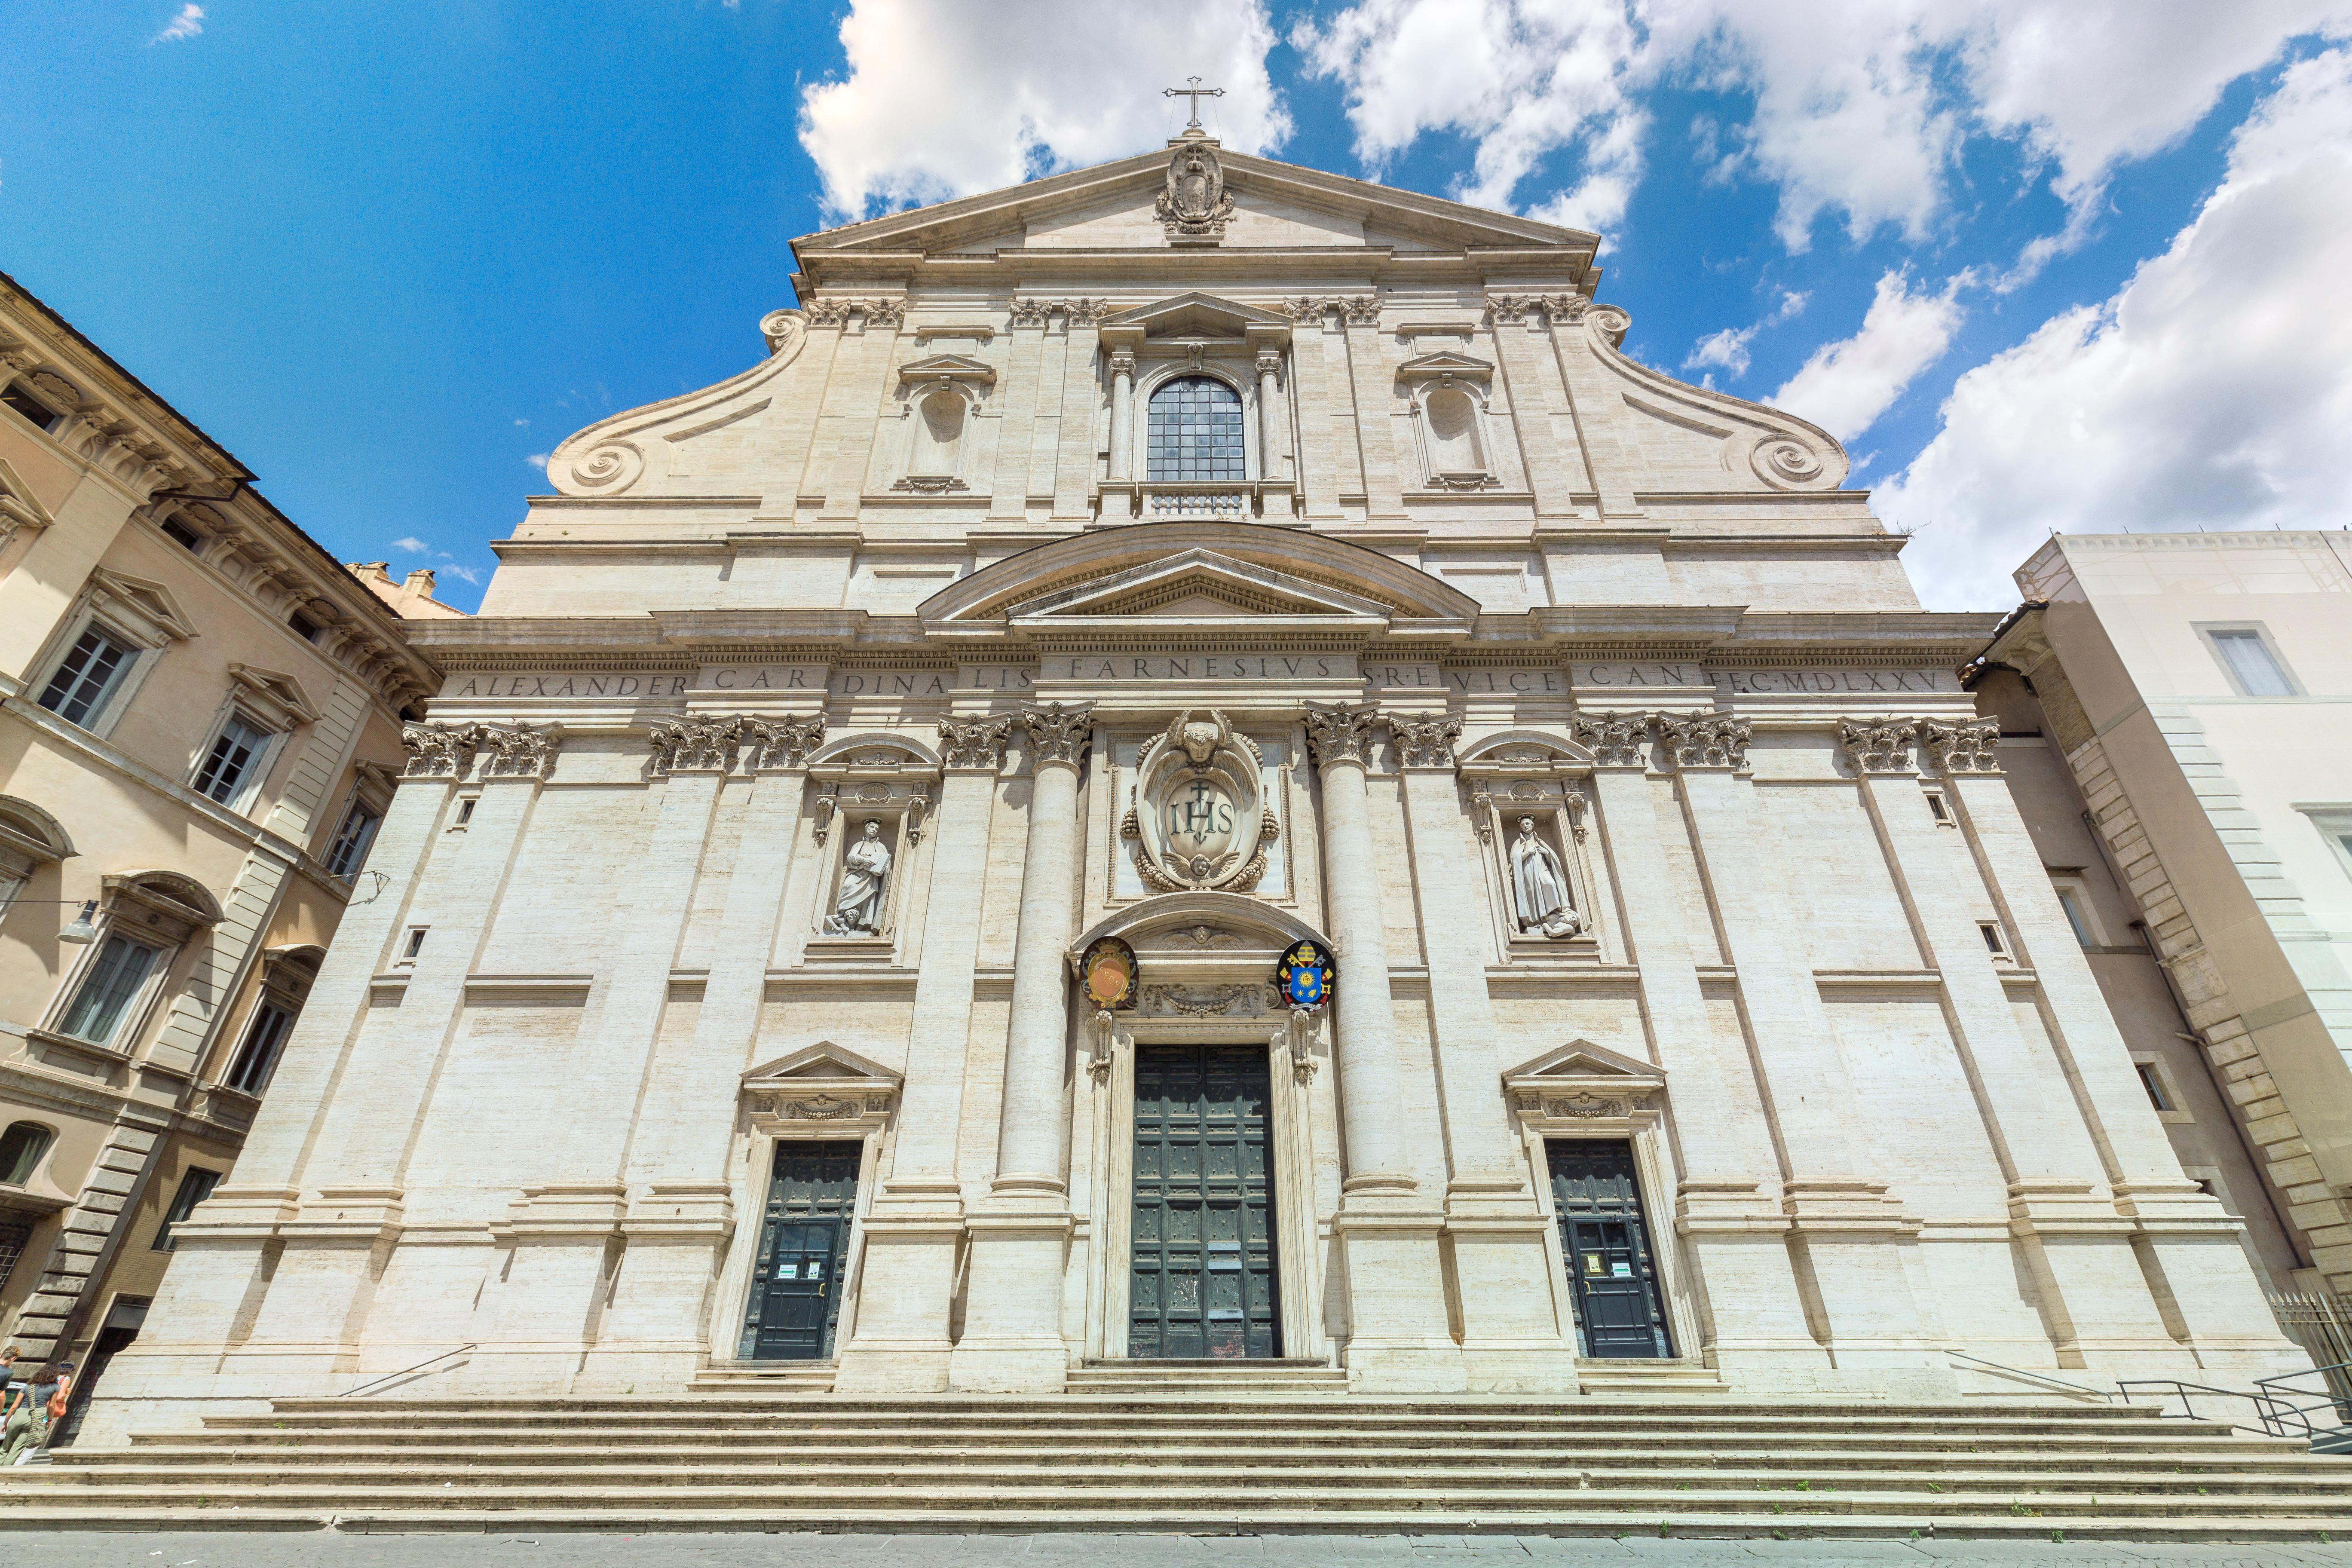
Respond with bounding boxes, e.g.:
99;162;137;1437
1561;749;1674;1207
288;612;322;643
324;802;383;879
193;713;274;804
2136;1061;2174;1112
2209;628;2295;696
151;1167;222;1252
59;934;161;1044
37;625;137;728
1978;922;2007;956
224;1001;295;1095
1;384;60;432
159;516;204;551
2055;887;2095;946
402;927;428;960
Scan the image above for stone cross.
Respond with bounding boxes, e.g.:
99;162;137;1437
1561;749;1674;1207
1164;76;1223;133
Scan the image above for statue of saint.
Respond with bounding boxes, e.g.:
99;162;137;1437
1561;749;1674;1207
1510;816;1583;940
824;821;892;935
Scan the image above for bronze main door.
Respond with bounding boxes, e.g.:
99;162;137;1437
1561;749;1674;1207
1130;1043;1280;1358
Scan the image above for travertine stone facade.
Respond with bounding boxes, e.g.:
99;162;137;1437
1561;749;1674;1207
90;136;2302;1436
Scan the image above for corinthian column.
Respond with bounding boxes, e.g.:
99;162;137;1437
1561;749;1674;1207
949;702;1092;1392
1304;703;1464;1392
1107;349;1136;481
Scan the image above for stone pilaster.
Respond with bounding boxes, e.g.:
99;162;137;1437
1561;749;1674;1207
1336;296;1406;521
1388;711;1574;1390
1925;720;2306;1379
950;704;1089;1392
1573;712;1825;1387
1664;711;1952;1395
1305;703;1464;1392
838;713;1008;1393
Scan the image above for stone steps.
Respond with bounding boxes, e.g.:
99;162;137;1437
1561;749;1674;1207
1574;1364;1733;1396
6;1391;2345;1538
1064;1359;1351;1396
689;1360;836;1393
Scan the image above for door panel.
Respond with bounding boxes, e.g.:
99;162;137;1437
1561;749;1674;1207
742;1139;862;1361
1131;1043;1279;1359
1547;1138;1673;1359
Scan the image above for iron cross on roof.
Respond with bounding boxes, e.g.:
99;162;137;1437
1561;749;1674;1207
1164;76;1224;133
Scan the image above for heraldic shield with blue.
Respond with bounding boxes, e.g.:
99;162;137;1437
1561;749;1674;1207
1278;940;1334;1010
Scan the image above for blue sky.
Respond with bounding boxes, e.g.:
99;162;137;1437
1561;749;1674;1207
5;3;2349;611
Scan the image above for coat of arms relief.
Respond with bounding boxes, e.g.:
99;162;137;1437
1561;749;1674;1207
1121;710;1278;893
1156;141;1237;245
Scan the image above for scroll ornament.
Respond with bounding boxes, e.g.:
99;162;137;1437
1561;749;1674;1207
938;715;1014;771
401;722;485;778
1386;713;1462;770
1838;718;1919;775
481;723;564;778
741;716;827;772
1571;712;1649;770
1655;713;1751;771
647;716;743;776
1303;702;1379;769
1021;702;1095;769
1924;719;2003;775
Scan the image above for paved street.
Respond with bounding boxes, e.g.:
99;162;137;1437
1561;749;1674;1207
11;1534;2352;1568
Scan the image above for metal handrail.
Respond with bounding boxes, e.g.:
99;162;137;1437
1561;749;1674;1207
335;1342;477;1399
2113;1373;2352;1444
1946;1351;2118;1403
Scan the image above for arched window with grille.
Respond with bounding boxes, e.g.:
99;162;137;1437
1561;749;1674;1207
1146;375;1245;482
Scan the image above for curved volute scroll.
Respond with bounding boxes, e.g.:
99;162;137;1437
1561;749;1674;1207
543;306;811;498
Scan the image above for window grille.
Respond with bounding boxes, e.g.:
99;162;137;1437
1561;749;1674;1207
1146;376;1245;482
0;1222;30;1290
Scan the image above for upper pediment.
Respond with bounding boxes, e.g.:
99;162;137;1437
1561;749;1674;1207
1100;292;1293;341
917;523;1483;631
792;143;1598;272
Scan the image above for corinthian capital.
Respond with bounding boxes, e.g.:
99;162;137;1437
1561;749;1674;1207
1655;712;1750;771
481;722;564;779
1571;712;1649;770
1837;718;1919;775
1386;713;1461;770
939;714;1014;772
401;721;485;778
1021;703;1094;770
741;715;826;772
1303;703;1378;769
1923;719;2002;775
647;715;743;776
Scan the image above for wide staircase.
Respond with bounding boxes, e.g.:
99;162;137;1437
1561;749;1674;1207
3;1368;2348;1538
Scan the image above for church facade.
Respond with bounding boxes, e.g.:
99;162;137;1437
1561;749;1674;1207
88;131;2302;1436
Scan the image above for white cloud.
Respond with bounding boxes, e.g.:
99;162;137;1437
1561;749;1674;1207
1883;46;2352;610
800;0;1292;223
525;453;549;471
436;556;484;586
391;536;430;554
1294;1;2349;248
1682;290;1807;381
151;3;203;43
1772;270;1964;442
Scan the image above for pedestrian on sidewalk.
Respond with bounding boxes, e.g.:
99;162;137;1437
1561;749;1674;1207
4;1358;71;1465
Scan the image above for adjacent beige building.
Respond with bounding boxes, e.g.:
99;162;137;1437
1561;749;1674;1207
0;270;444;1415
87;135;2307;1441
1975;532;2352;1300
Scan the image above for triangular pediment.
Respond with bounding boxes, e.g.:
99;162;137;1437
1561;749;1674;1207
1101;292;1293;340
792;146;1598;266
1397;350;1495;380
742;1041;901;1087
1502;1038;1666;1089
897;352;995;386
1005;548;1393;626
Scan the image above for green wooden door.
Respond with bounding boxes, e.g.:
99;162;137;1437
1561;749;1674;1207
1548;1138;1673;1358
741;1139;861;1360
1130;1043;1280;1359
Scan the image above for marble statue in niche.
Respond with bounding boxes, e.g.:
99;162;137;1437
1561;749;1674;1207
1511;816;1584;940
825;820;892;935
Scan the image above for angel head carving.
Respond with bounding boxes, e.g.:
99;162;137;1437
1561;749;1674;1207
1167;708;1232;768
